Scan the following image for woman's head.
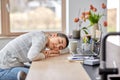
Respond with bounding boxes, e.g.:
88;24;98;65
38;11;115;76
47;33;69;50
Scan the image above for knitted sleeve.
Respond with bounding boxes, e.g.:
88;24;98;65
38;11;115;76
27;36;46;61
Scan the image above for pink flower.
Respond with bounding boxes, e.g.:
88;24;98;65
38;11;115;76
103;21;107;27
102;3;106;9
74;17;79;23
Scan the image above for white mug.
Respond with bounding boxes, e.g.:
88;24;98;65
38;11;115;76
69;41;78;53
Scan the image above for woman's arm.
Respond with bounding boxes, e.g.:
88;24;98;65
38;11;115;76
42;50;60;58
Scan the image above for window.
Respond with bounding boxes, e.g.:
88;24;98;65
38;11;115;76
107;9;116;32
107;0;120;46
0;0;1;34
0;0;66;36
107;0;118;32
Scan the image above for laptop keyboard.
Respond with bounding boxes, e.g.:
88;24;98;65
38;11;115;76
72;50;96;57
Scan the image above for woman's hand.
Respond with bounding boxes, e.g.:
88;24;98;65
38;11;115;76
48;50;60;57
43;50;60;58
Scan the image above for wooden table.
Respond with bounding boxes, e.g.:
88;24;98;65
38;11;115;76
26;54;90;80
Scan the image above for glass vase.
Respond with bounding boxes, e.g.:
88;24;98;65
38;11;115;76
91;23;99;39
91;23;101;54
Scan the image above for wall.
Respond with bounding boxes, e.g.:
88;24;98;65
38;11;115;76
107;0;120;46
66;0;107;37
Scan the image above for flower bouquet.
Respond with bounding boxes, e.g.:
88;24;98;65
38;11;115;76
80;3;107;40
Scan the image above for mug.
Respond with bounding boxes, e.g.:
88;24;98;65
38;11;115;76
72;30;80;39
69;41;78;53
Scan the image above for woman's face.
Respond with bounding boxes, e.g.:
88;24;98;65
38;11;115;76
48;36;67;50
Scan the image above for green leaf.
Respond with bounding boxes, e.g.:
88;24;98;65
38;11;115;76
88;10;102;26
82;27;88;30
83;29;88;34
81;27;88;34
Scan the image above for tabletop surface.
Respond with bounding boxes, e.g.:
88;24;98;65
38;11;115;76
26;54;90;80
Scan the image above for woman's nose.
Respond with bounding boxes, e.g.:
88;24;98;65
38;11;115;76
57;45;63;50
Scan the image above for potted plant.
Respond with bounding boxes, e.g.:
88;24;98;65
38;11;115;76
73;17;88;39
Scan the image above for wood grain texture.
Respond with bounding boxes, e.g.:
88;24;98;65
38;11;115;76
26;54;90;80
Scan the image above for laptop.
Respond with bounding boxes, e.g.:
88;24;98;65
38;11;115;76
71;50;97;57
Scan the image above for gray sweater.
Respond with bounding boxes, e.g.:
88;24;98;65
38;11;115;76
0;31;47;69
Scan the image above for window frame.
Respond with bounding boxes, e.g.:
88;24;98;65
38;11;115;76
0;0;66;37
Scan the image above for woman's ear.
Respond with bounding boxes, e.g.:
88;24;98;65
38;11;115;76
51;33;57;37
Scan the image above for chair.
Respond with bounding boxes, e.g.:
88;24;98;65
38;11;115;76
17;71;27;80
